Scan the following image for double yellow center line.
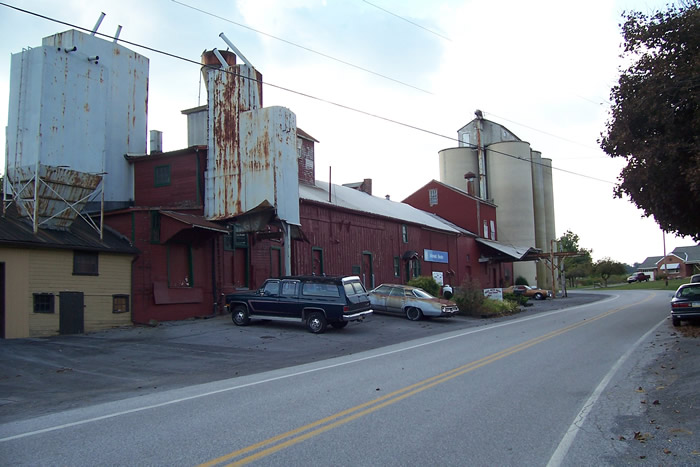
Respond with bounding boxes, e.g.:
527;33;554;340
201;295;654;466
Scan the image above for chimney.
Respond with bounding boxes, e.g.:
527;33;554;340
361;178;372;195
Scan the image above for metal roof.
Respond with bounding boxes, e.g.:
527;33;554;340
299;181;463;234
638;256;664;269
0;204;138;254
476;237;537;260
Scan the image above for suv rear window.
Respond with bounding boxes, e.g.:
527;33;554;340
302;282;340;297
344;281;366;295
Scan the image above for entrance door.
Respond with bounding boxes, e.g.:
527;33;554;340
362;252;374;290
59;292;84;335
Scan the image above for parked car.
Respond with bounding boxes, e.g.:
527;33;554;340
502;285;551;300
670;282;700;326
368;284;459;321
627;272;651;283
224;275;372;333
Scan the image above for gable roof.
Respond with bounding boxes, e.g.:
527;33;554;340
0;204;138;254
638;256;664;269
670;245;700;264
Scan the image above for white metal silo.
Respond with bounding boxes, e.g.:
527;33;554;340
5;28;148;226
531;150;550;288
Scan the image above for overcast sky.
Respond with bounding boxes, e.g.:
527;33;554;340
0;0;694;265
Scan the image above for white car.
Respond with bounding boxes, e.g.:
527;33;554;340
368;284;459;321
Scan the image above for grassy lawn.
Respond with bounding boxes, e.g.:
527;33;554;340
576;278;688;291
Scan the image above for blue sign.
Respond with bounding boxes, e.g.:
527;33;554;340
424;249;448;263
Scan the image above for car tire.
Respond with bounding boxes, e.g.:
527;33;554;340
331;321;348;329
405;307;423;321
306;312;327;333
534;293;544;300
672;316;681;327
231;305;250;326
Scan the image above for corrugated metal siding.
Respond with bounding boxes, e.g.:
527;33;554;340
6;29;148;205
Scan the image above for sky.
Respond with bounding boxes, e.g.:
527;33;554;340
0;0;695;265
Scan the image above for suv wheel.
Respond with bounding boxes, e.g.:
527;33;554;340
232;306;250;326
306;312;327;333
406;307;423;321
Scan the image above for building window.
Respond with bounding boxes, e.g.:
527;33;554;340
33;293;55;313
401;225;408;243
154;165;171;187
150;211;161;244
405;258;421;281
393;256;400;277
224;225;249;251
112;295;130;314
490;220;496;240
429;188;438;206
483;220;489;238
73;251;98;276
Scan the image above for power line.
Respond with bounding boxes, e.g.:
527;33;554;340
0;2;616;186
360;0;451;41
170;0;433;95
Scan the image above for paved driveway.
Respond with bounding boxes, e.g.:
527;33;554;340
0;293;604;422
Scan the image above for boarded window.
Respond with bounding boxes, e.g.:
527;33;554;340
393;256;400;277
73;251;98;275
33;293;55;313
402;225;408;243
112;295;130;313
154;165;171;187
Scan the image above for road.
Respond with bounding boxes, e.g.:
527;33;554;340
0;290;696;465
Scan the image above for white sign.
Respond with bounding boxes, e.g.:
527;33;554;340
483;288;503;301
432;271;444;286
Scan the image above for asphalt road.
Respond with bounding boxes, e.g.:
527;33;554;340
0;290;698;465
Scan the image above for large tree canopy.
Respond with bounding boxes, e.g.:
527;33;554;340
600;1;700;240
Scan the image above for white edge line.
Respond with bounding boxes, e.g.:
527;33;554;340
546;315;667;467
0;294;621;443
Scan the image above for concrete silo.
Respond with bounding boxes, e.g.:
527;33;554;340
439;115;556;289
486;141;537;285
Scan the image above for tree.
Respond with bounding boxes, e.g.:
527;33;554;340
593;258;627;287
558;230;593;288
600;1;700;240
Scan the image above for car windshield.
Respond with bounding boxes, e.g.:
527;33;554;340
413;289;433;299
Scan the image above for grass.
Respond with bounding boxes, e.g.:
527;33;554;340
577;278;687;291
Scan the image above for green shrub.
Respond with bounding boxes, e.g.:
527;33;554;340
453;278;485;315
407;276;440;297
479;298;521;317
514;276;529;286
504;292;529;306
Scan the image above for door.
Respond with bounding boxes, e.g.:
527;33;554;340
362;252;374;290
59;291;84;335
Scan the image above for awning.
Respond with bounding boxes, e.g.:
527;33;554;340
160;210;228;243
402;250;420;260
660;263;680;271
476;238;541;262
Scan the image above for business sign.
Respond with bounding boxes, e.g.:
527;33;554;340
432;271;444;286
484;288;503;301
424;249;448;263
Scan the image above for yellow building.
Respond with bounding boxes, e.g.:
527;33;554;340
0;206;137;338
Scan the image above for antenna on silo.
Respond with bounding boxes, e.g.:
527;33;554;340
219;33;254;68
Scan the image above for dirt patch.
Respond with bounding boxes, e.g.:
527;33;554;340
676;322;700;338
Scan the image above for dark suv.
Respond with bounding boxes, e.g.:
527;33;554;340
224;275;373;333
